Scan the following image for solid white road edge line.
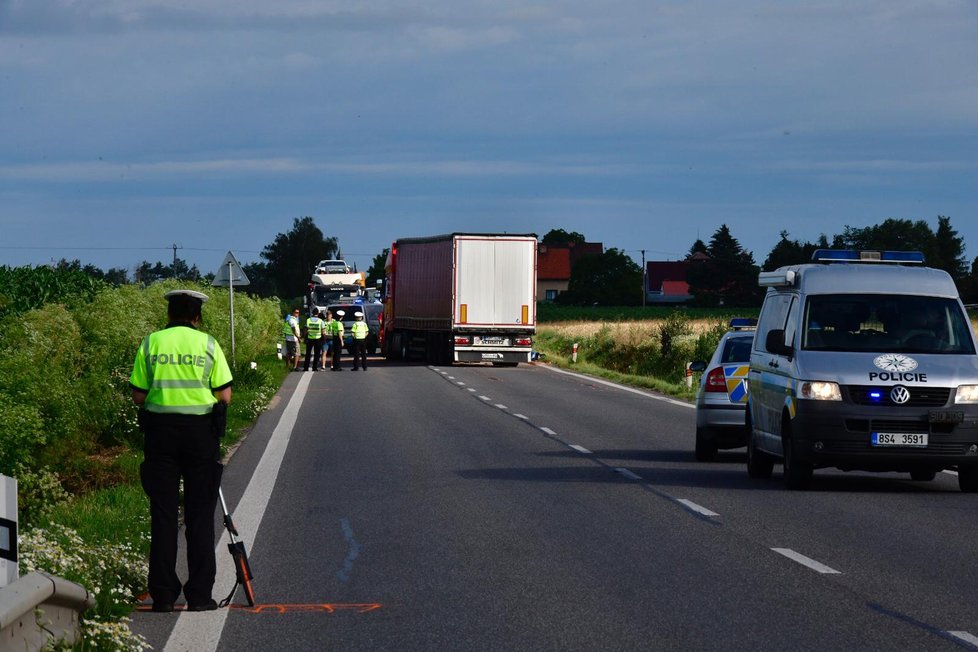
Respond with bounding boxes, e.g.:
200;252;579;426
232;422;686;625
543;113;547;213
164;371;313;652
540;364;693;409
676;499;719;517
947;631;978;646
771;548;841;574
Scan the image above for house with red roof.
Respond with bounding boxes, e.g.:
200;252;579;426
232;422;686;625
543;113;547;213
537;241;603;301
645;253;707;304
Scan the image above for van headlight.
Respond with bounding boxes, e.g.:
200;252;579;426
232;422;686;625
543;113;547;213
955;385;978;404
799;381;842;401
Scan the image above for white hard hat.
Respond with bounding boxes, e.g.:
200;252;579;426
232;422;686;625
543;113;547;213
164;289;209;303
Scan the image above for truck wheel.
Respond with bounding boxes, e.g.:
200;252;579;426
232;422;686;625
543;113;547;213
958;466;978;492
694;427;718;462
746;430;774;479
782;426;813;490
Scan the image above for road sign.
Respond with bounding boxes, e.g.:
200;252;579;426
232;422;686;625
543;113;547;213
213;251;251;287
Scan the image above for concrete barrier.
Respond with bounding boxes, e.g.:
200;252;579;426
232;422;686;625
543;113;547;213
0;571;95;651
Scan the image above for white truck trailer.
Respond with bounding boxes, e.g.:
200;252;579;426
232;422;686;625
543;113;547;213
383;233;537;365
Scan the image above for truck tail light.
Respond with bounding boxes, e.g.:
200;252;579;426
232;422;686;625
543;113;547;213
515;337;532;346
705;367;727;393
455;336;471;346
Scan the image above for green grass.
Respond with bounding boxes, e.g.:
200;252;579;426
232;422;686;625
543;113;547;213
537;302;759;323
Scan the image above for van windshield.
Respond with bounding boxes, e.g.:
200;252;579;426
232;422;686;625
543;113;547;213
803;295;975;354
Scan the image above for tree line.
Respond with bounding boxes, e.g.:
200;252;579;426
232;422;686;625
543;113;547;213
3;216;974;311
549;216;975;308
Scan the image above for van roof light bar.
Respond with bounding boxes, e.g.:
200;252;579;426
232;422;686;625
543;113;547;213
758;270;797;288
811;249;925;264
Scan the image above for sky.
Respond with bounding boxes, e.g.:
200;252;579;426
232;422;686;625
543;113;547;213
1;0;977;279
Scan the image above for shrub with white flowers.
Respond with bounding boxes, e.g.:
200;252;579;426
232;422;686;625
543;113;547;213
19;524;150;651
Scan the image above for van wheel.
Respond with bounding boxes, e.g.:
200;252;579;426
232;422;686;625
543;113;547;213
694;427;718;462
746;430;774;479
782;427;813;490
910;469;937;482
958;466;978;492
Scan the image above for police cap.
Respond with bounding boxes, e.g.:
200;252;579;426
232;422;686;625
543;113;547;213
164;289;209;303
335;310;345;317
355;311;364;318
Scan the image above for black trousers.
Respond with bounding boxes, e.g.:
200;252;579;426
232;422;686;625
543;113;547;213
304;337;324;370
351;338;367;369
140;413;221;606
331;335;343;369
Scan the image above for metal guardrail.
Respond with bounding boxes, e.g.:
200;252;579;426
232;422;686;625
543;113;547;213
0;571;94;651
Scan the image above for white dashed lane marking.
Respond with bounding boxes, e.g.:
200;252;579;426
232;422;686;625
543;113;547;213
771;548;841;574
947;631;978;647
569;444;592;455
615;468;642;481
676;499;719;517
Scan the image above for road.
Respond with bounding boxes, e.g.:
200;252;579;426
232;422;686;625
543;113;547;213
131;360;978;651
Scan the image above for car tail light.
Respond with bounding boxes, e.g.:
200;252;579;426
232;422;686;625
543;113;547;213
515;337;532;346
455;336;471;346
705;367;727;392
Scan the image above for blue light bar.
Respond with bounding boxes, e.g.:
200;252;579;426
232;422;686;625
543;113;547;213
811;249;925;264
728;318;758;330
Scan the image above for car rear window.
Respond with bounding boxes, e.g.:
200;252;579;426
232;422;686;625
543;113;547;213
721;336;754;363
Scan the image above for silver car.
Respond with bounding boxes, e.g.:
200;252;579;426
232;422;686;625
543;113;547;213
690;319;756;461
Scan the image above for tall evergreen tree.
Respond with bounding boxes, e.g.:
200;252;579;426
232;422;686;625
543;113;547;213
687;224;762;307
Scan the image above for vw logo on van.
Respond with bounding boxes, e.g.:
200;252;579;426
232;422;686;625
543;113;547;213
874;354;918;373
890;385;911;405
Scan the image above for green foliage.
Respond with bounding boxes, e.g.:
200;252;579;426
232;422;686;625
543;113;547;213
536;313;729;389
261;216;338;297
0;279;281;495
538;302;753;323
542;228;586;244
558;248;643;306
367;248;390;286
19;521;150;650
0;265;105;321
686;224;763;307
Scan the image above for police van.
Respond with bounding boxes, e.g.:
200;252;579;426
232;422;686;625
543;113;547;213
746;250;978;491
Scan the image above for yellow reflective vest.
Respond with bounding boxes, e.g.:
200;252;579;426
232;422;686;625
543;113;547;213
129;325;233;415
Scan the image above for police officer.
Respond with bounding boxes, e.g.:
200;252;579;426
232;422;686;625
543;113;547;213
129;289;233;613
303;308;325;371
283;308;301;371
330;310;345;370
350;311;369;370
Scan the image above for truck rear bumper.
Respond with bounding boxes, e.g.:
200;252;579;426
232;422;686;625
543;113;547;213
455;348;531;364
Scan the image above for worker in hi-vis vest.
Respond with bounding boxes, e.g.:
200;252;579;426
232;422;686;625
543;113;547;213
350;310;369;370
304;308;325;371
129;289;233;613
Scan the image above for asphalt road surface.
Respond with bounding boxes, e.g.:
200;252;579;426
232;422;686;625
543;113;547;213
131;359;978;651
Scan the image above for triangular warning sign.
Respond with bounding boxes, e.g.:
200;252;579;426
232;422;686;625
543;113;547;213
212;251;251;287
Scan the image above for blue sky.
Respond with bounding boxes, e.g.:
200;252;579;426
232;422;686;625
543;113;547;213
1;0;976;277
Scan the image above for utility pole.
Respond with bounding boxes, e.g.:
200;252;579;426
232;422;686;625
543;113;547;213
171;243;182;267
641;249;646;308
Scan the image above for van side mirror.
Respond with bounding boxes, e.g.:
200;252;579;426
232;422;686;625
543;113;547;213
765;329;794;357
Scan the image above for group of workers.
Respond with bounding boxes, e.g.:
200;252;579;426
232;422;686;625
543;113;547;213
282;307;369;372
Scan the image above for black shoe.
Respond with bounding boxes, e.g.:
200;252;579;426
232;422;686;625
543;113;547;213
151;602;174;613
187;599;218;612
